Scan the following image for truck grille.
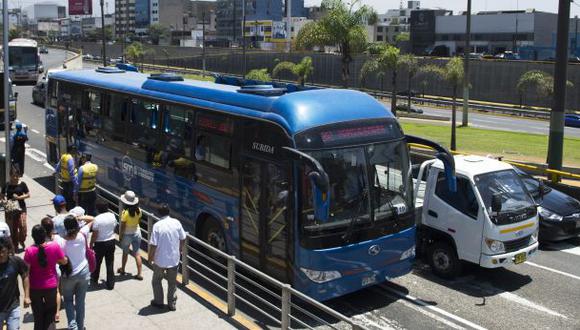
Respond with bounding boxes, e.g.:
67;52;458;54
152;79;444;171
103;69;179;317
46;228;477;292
504;235;531;253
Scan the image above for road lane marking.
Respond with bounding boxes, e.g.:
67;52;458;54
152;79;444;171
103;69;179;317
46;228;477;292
370;287;465;330
43;162;55;171
379;284;487;330
498;291;567;319
338;300;399;330
525;261;580;281
25;148;47;162
31;129;40;134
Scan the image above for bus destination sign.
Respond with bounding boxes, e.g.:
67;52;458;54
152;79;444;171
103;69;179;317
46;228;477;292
320;125;388;144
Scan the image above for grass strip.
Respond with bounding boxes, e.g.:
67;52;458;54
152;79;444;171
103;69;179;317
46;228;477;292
401;121;580;167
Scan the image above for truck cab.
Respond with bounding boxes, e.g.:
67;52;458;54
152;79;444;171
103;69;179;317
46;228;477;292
415;155;539;278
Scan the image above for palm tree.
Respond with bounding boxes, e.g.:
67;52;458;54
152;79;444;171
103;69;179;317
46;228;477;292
360;44;401;115
296;0;375;88
125;42;153;71
399;54;419;112
420;57;464;151
272;56;314;86
517;70;574;108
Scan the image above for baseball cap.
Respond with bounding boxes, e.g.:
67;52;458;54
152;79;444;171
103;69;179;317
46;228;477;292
52;195;66;206
15;122;22;129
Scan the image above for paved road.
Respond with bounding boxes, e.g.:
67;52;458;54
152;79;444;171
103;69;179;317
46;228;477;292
12;51;580;329
415;106;580;138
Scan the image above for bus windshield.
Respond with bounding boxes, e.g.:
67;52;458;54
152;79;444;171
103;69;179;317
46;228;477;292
10;47;38;69
301;139;413;236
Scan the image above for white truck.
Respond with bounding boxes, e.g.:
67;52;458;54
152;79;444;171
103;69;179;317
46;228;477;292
414;155;540;278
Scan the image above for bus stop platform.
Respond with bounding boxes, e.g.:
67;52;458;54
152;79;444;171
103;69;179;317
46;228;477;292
3;175;258;330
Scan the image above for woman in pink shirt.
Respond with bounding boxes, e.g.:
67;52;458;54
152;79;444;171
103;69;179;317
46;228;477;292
24;225;68;330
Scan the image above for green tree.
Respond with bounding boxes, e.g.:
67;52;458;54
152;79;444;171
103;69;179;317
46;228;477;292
360;43;401;115
394;32;410;46
246;68;271;82
148;23;170;45
420;57;464;151
517;70;574;107
125;42;153;69
9;27;23;40
296;0;375;88
272;56;314;86
399;54;418;111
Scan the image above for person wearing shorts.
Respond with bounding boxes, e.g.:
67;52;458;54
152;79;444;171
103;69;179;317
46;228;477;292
117;191;143;280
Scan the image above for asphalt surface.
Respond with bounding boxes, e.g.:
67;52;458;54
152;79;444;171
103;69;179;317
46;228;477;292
10;51;580;330
408;106;580;138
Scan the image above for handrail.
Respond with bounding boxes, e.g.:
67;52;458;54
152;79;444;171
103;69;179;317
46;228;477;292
96;185;366;330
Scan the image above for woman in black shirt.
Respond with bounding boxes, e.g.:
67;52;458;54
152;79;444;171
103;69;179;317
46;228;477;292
1;169;30;251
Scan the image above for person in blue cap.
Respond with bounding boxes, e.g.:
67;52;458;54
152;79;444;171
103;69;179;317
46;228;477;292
10;121;28;176
51;195;69;238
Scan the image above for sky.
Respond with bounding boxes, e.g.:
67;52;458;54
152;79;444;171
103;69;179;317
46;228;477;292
11;0;580;18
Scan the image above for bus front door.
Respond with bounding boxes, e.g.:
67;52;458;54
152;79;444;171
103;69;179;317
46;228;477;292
240;158;291;282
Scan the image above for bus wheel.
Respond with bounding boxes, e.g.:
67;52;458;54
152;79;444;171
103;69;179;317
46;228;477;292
201;219;226;253
429;242;461;279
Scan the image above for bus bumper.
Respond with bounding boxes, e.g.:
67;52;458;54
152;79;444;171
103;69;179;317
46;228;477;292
480;242;539;268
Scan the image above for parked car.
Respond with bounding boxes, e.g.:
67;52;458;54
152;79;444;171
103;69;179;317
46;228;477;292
82;54;94;60
39;46;48;54
396;104;424;114
32;79;47;106
565;114;580;128
514;167;580;242
397;90;418;97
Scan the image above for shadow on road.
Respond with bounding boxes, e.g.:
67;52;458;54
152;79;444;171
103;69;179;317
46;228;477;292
33;175;55;193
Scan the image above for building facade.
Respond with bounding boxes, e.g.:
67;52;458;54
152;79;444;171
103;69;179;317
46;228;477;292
115;0;136;37
374;1;419;43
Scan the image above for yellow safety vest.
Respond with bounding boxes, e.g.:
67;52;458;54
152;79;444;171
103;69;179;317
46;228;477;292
79;162;98;193
59;153;76;182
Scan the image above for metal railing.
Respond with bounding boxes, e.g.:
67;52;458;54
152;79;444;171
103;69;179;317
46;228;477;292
96;185;366;330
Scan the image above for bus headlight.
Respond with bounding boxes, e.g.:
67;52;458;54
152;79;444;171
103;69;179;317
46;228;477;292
400;246;416;260
484;238;505;254
300;267;342;283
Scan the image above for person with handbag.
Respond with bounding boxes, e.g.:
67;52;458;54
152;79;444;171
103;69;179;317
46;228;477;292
24;225;68;330
117;191;143;281
55;216;93;330
1;169;30;251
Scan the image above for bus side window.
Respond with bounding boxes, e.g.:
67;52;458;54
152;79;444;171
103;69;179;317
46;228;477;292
195;133;231;169
83;90;102;140
48;80;58;108
162;105;195;179
127;98;161;165
101;93;129;152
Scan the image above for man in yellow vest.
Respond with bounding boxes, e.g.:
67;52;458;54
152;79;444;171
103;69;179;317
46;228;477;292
55;145;78;209
75;153;99;216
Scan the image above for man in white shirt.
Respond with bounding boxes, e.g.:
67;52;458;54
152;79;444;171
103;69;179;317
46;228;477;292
89;203;117;290
148;204;186;311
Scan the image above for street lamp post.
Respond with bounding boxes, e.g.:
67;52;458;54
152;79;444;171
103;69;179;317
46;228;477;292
100;0;106;66
461;0;471;127
202;10;206;76
547;0;571;182
3;0;11;182
242;0;246;78
286;0;292;53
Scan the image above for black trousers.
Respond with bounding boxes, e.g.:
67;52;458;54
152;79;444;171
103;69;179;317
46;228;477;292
91;239;116;289
60;181;75;210
12;154;25;176
30;287;58;330
78;190;97;216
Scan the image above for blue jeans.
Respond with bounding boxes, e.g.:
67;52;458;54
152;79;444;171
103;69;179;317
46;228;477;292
61;266;90;330
0;305;20;330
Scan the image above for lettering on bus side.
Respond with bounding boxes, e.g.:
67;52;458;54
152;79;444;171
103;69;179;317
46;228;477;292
252;142;275;155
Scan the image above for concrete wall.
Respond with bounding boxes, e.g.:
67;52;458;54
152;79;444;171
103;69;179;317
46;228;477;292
534;12;559;47
436;13;535;34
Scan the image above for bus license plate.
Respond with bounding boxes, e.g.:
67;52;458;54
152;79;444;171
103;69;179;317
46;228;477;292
361;274;377;286
514;252;527;264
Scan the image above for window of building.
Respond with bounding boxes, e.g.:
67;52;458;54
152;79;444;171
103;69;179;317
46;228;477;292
377;26;383;32
377;35;383;41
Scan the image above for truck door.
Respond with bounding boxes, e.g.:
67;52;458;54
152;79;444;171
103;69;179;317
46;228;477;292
425;171;484;263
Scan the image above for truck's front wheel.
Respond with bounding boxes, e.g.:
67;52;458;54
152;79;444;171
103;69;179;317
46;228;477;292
429;242;461;279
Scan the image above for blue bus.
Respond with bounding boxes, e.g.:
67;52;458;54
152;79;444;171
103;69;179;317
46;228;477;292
45;67;455;301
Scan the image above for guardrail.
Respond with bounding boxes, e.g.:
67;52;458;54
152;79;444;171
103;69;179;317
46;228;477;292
96;185;366;330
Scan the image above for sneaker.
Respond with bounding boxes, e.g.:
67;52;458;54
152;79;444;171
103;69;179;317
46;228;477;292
168;304;176;311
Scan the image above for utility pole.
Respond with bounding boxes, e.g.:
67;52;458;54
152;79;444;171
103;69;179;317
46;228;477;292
232;0;236;47
547;0;571;182
461;0;471;127
202;10;206;76
100;0;106;66
575;15;579;55
242;0;246;78
3;0;11;181
286;0;291;52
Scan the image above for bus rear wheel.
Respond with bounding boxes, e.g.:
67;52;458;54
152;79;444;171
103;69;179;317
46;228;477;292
201;219;226;253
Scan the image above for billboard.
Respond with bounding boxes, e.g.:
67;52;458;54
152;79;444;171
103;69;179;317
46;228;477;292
69;0;92;15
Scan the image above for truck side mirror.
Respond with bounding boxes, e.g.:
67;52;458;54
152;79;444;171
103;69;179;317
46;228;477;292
491;193;502;213
284;147;330;222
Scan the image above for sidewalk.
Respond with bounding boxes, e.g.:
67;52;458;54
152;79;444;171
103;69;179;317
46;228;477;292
2;175;250;330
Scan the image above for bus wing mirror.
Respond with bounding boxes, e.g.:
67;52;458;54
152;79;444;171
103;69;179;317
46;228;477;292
491;193;502;213
405;135;456;192
283;147;330;222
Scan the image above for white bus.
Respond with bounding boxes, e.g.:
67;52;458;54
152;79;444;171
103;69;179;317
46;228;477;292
7;38;42;83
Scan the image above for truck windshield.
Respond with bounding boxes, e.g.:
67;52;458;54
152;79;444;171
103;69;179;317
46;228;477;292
475;169;536;224
301;140;413;234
